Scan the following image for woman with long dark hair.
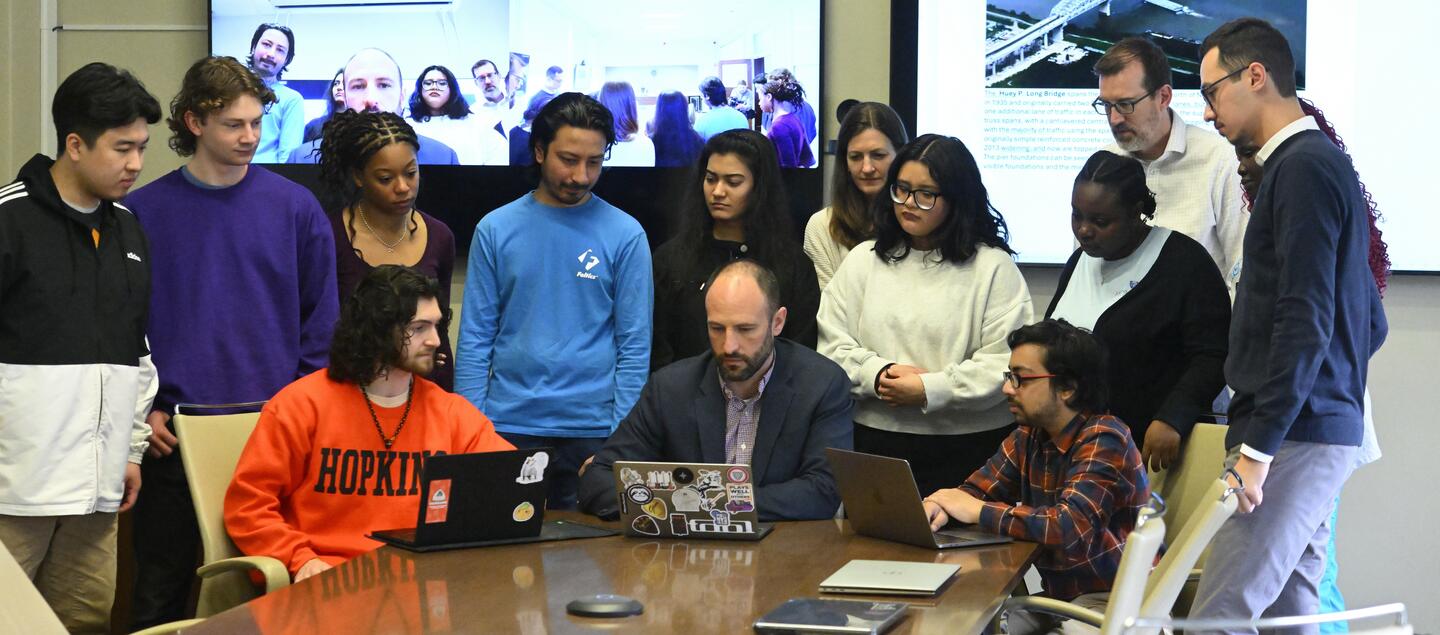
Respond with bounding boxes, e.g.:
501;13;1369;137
594;81;655;166
650;129;821;369
804;102;909;288
317;109;457;390
407;64;507;165
1046;150;1229;470
818;134;1033;496
303;68;344;143
651;90;704;168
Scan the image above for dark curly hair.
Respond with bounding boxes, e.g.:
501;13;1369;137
167;56;277;157
762;68;805;105
408;64;470;123
328;266;443;386
317;109;420;211
873;134;1013;264
1074;150;1157;222
1300;98;1391;296
1007;319;1109;414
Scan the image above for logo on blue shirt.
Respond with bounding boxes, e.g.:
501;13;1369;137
576;248;600;280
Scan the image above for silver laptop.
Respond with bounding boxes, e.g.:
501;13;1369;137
819;559;959;596
826;448;1012;550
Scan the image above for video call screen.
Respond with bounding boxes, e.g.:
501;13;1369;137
210;0;822;168
906;0;1437;272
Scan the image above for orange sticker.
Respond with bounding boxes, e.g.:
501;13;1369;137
425;479;451;524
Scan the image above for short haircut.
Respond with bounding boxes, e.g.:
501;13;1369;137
1199;17;1298;97
1007;319;1109;414
471;59;499;77
167;56;277;157
408;64;470;122
248;23;296;78
530;92;615;158
328;265;442;386
828;102;909;250
1075;150;1157;221
873;134;1013;264
343;48;403;93
705;259;782;316
52;62;162;153
699;76;727;107
546;65;564;79
1093;36;1172;92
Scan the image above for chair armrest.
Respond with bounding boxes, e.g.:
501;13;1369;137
1003;596;1105;626
197;556;291;593
131;618;207;635
1188;568;1203;582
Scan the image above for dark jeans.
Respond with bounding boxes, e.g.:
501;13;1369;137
130;449;200;630
500;433;606;511
853;422;1017;499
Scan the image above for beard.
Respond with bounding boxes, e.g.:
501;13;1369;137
718;334;775;383
397;348;436;377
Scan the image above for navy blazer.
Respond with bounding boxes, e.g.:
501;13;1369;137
284;133;459;165
579;339;854;521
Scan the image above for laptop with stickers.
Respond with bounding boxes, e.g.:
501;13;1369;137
613;460;774;541
826;448;1013;550
370;448;615;552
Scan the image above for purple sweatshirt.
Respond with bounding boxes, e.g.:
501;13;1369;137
126;165;339;412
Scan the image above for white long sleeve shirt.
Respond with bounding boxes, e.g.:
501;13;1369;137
818;242;1034;436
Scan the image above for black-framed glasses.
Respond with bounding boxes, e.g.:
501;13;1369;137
1091;87;1159;116
890;183;940;210
1201;65;1250;108
421;79;449;89
1003;370;1056;389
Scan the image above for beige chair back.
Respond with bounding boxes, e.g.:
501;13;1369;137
1148;423;1228;558
1138;477;1240;629
1097;507;1166;635
174;406;265;617
0;541;67;635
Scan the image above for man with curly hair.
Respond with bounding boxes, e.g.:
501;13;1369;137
224;266;513;583
123;55;339;629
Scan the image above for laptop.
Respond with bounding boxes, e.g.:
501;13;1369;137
819;560;960;596
613;460;774;541
369;449;615;552
826;448;1012;550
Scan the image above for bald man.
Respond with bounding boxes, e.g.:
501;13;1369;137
578;259;854;521
286;48;458;164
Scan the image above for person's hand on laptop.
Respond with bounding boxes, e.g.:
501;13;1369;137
923;488;984;530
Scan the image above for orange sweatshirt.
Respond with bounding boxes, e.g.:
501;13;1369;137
224;370;514;575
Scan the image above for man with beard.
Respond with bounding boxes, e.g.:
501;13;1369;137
124;55;339;629
470;58;517;137
224;266;513;583
245;23;304;163
923;320;1148;634
1092;37;1246;293
286;48;458;164
458;92;652;511
576;260;853;521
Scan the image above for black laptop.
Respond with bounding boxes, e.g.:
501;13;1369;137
369;448;615;552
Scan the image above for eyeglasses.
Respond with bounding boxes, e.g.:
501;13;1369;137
421;79;449;89
1201;65;1249;108
1003;370;1056;389
1092;87;1159;116
890;183;940;211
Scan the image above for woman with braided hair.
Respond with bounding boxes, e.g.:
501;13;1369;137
760;69;815;167
1046;150;1230;472
318;109;458;390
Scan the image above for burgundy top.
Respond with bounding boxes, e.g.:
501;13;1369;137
329;209;457;391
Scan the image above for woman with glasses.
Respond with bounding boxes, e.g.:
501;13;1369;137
1046;150;1229;471
818;134;1033;495
804;102;909;289
407;64;507;165
650;129;820;369
318;109;457;390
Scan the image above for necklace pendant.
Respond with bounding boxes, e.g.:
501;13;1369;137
384;439;394;449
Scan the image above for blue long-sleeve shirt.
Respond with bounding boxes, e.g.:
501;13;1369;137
126;165;339;412
1225;129;1387;455
255;81;304;164
456;192;653;437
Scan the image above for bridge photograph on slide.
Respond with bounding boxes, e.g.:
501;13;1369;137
984;0;1307;89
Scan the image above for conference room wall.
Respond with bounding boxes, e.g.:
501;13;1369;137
0;1;1433;632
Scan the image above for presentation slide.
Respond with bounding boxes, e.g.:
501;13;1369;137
915;0;1437;272
211;0;820;168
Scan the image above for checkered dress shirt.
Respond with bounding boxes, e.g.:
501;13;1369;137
718;357;776;465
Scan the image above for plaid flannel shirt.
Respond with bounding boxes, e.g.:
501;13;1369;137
959;413;1149;600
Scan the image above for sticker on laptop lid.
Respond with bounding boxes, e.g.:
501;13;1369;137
672;486;704;512
642;497;668;520
672;467;694;485
516;452;549;485
425;479;452;524
620;466;643;486
726;467;749;483
631;514;661;536
724;483;754;513
670;514;689;536
512;501;535;522
646;470;675;490
626;483;653;505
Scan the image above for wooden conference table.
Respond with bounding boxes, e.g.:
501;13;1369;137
188;512;1038;635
